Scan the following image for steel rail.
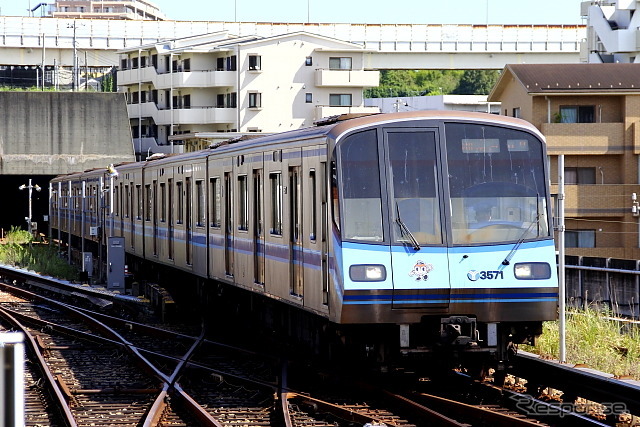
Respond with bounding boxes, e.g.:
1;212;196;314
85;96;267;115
514;350;640;415
0;307;78;427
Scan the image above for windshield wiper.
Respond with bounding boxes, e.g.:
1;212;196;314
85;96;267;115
502;199;542;265
395;202;421;251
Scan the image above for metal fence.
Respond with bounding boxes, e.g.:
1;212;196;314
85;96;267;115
565;256;640;319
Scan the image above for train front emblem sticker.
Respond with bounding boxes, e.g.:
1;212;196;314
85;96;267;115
408;260;433;281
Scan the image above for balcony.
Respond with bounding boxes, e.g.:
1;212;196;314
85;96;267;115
133;137;184;155
127;102;236;125
315;105;380;121
550;183;631;217
541;122;625;155
118;67;236;89
315;69;380;88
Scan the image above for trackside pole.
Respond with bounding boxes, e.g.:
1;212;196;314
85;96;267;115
558;155;566;363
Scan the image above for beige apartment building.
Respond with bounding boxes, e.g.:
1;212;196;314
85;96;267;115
51;0;166;20
117;31;379;156
489;63;640;259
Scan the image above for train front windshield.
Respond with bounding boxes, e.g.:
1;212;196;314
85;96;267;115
337;121;550;246
445;123;550;245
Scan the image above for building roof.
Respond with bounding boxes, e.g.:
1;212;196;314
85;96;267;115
488;63;640;101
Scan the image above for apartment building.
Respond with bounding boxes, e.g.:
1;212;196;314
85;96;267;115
117;31;379;155
51;0;166;20
488;63;640;259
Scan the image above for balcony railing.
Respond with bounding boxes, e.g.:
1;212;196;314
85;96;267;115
127;102;236;125
118;66;235;89
541;122;625;155
314;105;380;121
315;69;380;88
550;183;633;217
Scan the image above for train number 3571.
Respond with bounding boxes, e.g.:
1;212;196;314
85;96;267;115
467;270;504;281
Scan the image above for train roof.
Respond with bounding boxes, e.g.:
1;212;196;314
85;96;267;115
51;111;544;179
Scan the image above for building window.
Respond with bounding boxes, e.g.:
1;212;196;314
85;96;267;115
305;93;313;103
183;58;190;71
226;92;237;108
560;106;595;123
248;92;262;108
329;94;352;107
566;230;596;248
513;107;520;118
227;55;237;71
305;56;312;66
270;172;283;235
120;58;128;70
248;55;261;71
565;167;596;184
329;57;352;70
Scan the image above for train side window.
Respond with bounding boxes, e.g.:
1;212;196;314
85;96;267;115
210;177;221;228
160;182;166;222
238;175;248;231
124;185;130;218
310;169;317;241
270;172;283;235
145;184;151;221
330;161;340;233
196;180;205;227
338;129;384;242
176;181;183;224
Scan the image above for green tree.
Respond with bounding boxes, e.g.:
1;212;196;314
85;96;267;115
453;70;500;95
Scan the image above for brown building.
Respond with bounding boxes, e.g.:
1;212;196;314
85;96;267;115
489;63;640;259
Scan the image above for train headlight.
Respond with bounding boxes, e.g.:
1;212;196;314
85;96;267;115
349;264;387;282
514;262;551;280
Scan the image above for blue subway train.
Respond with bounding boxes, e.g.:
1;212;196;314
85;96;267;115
50;111;558;368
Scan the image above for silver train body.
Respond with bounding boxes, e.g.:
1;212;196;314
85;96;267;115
50;111;558;354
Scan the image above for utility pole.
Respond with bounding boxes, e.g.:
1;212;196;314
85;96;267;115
558;155;566;363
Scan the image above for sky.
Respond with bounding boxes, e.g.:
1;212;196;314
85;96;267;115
1;0;586;25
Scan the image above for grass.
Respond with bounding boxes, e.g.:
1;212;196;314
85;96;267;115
0;226;79;281
521;307;640;379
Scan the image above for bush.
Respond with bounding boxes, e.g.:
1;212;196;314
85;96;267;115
5;226;32;245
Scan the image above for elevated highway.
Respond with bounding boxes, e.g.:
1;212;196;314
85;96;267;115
1;17;585;69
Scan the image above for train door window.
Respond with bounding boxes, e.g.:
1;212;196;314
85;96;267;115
136;185;142;220
145;184;152;221
196;180;205;227
238;175;248;231
253;169;264;285
309;169;317;241
387;130;443;245
114;186;119;217
168;179;174;260
186;177;192;265
269;172;283;235
160;182;166;222
210;177;221;228
153;180;158;256
338;129;383;242
176;181;183;224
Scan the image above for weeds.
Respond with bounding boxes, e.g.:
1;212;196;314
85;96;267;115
0;227;78;281
522;307;640;379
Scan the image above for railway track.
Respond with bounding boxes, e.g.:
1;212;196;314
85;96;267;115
2;264;640;426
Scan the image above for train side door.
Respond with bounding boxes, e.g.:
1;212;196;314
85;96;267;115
185;175;192;265
383;128;450;309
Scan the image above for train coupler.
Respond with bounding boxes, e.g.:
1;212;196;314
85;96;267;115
440;316;477;346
